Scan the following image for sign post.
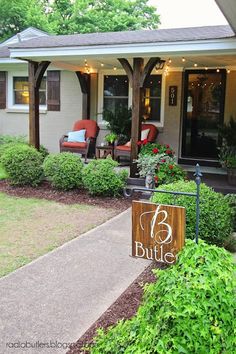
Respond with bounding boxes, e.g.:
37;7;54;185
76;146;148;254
132;201;185;264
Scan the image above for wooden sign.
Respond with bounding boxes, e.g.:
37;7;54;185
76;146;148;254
169;86;178;106
132;201;185;264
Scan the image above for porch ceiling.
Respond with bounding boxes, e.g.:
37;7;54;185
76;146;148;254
51;53;236;73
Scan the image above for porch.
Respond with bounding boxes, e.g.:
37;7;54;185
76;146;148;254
4;24;236;179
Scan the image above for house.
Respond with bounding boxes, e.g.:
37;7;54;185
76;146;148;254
0;1;236;177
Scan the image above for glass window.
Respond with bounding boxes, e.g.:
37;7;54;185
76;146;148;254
143;75;162;122
103;75;128;114
13;77;46;105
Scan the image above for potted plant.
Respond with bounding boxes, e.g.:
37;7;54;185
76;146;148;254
219;117;236;185
103;107;132;143
104;132;118;146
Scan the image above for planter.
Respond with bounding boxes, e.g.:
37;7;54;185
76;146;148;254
227;168;236;186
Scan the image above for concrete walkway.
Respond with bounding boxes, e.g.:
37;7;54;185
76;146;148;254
0;208;150;354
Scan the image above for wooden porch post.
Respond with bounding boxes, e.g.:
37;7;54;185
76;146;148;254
118;57;163;178
75;71;91;119
28;61;50;149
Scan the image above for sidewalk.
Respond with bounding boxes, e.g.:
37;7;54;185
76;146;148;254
0;208;150;354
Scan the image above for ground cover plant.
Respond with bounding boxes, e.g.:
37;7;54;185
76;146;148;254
0;192;118;277
151;180;233;247
43;152;84;190
89;240;236;354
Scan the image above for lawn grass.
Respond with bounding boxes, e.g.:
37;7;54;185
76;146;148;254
0;192;116;277
0;163;8;179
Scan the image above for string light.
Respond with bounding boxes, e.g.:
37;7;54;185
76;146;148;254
182;57;186;62
168;58;172;64
101;63;104;67
113;66;117;71
194;63;198;67
216;68;220;72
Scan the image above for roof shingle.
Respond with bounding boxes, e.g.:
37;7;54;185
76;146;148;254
9;25;235;50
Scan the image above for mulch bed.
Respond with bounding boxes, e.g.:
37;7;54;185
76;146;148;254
0;180;137;211
67;262;166;354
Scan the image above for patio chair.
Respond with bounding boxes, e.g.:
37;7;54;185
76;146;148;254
59;119;100;162
114;123;158;162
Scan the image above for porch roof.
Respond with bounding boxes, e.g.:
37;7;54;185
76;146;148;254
9;25;235;50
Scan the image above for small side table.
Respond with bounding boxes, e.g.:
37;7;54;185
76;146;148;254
96;145;114;159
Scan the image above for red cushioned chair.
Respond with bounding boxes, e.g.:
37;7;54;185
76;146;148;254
59;120;100;162
114;123;158;162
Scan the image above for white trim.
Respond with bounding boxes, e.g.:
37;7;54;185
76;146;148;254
9;38;236;59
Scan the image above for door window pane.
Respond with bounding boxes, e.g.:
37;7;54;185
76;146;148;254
182;70;226;159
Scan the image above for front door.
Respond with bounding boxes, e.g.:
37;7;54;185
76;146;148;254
181;69;226;163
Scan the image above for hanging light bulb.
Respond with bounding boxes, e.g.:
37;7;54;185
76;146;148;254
100;63;104;67
113;67;117;71
205;67;208;70
227;69;231;74
182;57;186;62
194;63;198;67
216;68;220;72
168;58;172;64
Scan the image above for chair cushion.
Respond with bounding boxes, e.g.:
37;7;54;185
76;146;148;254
62;142;87;149
116;145;131;151
142;124;158;142
124;140;131;147
67;130;86;143
141;129;150;141
73;120;99;139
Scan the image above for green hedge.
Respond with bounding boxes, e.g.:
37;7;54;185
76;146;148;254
90;240;236;354
43;152;83;190
151;180;233;247
1;144;44;186
82;158;128;196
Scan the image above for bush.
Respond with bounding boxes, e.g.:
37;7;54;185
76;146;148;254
43;152;83;190
82;158;128;196
1;144;44;186
154;162;187;186
0;135;49;161
151;180;233;247
90;240;236;354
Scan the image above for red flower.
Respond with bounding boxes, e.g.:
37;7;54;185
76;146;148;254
152;148;159;154
142;139;148;145
166;149;172;155
137;141;142;146
166;144;170;148
161;159;166;163
169;164;174;170
154;176;159;182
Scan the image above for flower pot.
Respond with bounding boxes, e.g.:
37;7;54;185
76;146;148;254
227;168;236;186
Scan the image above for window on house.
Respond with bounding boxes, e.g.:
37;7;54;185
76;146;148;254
143;75;162;122
103;75;128;114
13;77;46;105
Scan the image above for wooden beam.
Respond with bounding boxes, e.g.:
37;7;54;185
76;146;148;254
118;58;133;87
140;57;161;87
34;61;50;89
75;71;91;118
130;58;144;177
28;60;50;149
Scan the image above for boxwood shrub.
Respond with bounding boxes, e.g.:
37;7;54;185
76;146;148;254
90;240;236;354
151;180;233;247
43;152;83;190
82;158;128;196
1;144;44;186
